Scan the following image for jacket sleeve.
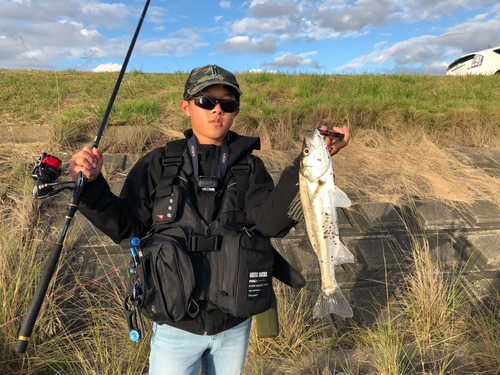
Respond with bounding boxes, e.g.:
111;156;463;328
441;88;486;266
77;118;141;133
78;148;164;243
245;155;300;238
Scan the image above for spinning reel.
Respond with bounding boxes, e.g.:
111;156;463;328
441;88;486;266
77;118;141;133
31;153;74;199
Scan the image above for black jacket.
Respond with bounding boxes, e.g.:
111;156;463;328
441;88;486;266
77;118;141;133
79;129;300;335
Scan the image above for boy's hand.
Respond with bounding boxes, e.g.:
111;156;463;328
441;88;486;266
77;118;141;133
69;146;103;182
320;125;350;156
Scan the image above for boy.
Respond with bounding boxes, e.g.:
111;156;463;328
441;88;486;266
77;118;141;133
69;65;350;375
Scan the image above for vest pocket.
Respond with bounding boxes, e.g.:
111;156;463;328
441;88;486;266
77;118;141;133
151;185;182;226
129;233;196;324
210;223;273;317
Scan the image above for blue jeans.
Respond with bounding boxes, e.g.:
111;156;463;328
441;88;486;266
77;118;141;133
149;318;252;375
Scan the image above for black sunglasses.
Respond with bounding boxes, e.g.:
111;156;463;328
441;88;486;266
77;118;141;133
190;96;240;113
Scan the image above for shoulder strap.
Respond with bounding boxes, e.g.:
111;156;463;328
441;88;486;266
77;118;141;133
230;155;251;210
154;139;187;198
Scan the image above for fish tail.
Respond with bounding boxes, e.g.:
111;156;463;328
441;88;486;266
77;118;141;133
313;287;353;319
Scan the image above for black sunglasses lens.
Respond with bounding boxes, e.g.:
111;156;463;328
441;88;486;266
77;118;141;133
220;101;239;113
193;96;239;113
197;96;216;110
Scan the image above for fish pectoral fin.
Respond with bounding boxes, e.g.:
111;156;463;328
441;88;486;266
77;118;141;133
333;187;351;208
313;286;353;319
336;242;355;265
287;192;305;223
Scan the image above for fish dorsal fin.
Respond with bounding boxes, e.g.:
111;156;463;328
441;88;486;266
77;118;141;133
335;242;355;265
287;192;305;223
333;186;351;208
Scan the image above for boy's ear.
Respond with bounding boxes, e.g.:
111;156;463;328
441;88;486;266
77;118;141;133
180;100;190;116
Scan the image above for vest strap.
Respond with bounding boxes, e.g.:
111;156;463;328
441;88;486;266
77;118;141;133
231;159;251;210
154;139;187;198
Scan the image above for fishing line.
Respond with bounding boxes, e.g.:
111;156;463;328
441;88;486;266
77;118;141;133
143;22;184;72
0;263;127;330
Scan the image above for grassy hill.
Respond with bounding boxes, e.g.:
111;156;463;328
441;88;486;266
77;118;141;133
2;69;500;205
2;69;500;149
1;70;500;374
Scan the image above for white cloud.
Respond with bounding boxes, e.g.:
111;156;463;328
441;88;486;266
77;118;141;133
263;52;322;69
80;2;135;30
248;68;277;73
231;16;303;37
311;0;394;33
227;0;499;43
147;6;168;25
335;12;500;73
395;0;498;23
213;35;278;55
92;63;122;72
247;1;298;18
139;31;210;57
1;0;499;74
0;19;105;69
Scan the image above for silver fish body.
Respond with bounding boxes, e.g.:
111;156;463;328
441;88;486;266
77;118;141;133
288;129;354;318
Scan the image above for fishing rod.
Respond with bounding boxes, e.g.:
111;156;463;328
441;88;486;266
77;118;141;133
13;0;151;354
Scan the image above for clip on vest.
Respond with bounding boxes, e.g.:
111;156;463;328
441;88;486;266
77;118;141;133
198;176;219;192
189;235;220;252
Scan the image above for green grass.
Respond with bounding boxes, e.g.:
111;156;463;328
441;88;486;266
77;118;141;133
2;69;500;153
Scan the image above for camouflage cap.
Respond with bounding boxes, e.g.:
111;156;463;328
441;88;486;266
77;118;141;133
183;65;242;101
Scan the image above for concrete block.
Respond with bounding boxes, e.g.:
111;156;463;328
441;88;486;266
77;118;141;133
400;234;466;270
102;154;126;173
338;207;354;229
286;222;307;237
462;200;500;226
451;148;497;168
481;148;500;163
451;148;500;178
464;232;500;271
359;202;403;229
350;236;403;272
0;125;50;143
426;236;464;269
124;154;141;170
464;277;500;304
414;201;462;229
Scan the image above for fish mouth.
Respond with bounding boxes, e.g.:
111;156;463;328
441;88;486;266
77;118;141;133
304;128;324;150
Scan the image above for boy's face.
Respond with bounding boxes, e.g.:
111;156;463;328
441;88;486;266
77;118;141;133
180;84;239;145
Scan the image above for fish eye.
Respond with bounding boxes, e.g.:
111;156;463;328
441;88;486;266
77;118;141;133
303;148;310;155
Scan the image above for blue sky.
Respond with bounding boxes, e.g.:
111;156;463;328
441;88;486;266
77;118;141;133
1;0;499;75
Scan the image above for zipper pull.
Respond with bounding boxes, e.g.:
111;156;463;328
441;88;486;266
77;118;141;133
205;224;211;237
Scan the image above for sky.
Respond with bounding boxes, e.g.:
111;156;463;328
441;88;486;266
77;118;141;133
1;0;500;75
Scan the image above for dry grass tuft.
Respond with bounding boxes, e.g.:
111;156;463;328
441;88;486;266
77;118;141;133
248;283;331;361
334;129;500;207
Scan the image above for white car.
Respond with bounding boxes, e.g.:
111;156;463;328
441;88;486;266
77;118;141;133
446;46;500;76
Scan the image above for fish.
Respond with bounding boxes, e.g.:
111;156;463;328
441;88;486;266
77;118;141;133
288;128;354;318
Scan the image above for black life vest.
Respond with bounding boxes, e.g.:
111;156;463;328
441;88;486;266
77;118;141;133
124;138;274;325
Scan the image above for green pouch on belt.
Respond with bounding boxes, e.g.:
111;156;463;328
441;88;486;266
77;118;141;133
254;289;279;338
